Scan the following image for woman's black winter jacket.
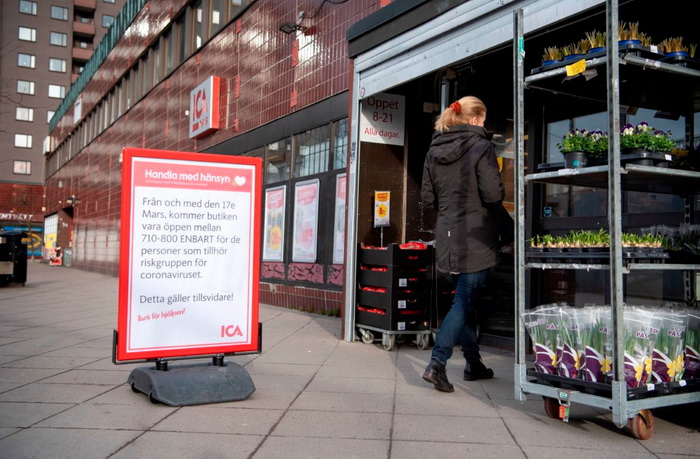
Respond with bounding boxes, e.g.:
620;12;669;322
421;124;505;274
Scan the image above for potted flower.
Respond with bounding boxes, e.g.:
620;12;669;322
620;122;677;165
618;21;642;46
541;46;562;65
587;130;609;163
585;30;606;54
557;129;593;168
658;36;688;58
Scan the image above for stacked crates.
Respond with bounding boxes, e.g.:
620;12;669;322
356;244;432;333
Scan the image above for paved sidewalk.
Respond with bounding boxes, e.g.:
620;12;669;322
0;262;698;458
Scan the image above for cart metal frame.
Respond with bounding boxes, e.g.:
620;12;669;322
513;2;700;435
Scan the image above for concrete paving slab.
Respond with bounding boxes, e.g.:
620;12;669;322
35;402;176;430
222;389;300;410
271;410;392;440
254;437;389;459
0;367;66;383
290;390;394;413
521;446;657;458
0;402;73;428
40;369;133;385
394;392;500;418
503;417;650;452
304;375;395;394
393;414;516;444
111;431;263;458
2;355;101;369
390;441;526;458
0;428;141;459
0;382;113;404
151;406;284;435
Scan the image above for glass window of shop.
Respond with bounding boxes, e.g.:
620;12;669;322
266;139;292;184
294;125;330;178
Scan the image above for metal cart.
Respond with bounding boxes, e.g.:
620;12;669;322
513;3;700;439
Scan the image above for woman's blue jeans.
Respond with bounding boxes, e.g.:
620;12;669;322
431;269;489;366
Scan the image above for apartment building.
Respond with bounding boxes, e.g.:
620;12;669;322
0;0;124;256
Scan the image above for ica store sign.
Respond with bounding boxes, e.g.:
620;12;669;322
189;76;221;139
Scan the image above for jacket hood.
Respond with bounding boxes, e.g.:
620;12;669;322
429;125;493;164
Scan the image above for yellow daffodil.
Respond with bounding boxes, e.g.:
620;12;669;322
667;354;684;379
634;362;643;382
644;356;652;375
602;357;612;374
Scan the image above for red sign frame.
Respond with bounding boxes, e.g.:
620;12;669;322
116;148;262;361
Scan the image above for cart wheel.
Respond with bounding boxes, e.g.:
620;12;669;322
383;335;395;351
359;329;374;344
543;397;560;419
627;409;654;440
416;334;429;350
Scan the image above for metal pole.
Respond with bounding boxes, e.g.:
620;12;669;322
513;8;527;401
605;0;628;427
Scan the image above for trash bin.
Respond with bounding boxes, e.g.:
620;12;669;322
0;230;28;286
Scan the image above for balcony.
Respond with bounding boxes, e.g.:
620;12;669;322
72;47;92;62
73;21;96;37
74;0;96;11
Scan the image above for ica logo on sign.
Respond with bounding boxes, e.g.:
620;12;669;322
189;76;221;139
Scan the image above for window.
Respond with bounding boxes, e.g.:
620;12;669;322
51;5;68;20
211;0;225;35
294;126;330;178
194;1;205;49
47;110;56;123
48;84;66;99
50;32;68;47
13;161;32;175
19;1;37;15
15;134;33;148
266;139;292;183
332;118;348;170
49;58;67;72
17;80;35;95
19;26;37;42
18;53;36;68
16;107;34;122
102;14;114;28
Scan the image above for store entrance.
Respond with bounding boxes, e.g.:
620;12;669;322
355;47;517;346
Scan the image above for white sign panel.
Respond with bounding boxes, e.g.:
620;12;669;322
292;179;320;263
359;93;405;146
332;174;347;264
116;148;262;361
374;191;390;228
262;186;286;261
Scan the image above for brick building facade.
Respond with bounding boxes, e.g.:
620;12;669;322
44;0;382;313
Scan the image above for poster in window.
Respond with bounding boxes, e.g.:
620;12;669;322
332;174;346;264
292;179;320;262
262;185;286;261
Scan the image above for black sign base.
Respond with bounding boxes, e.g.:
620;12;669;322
127;359;255;406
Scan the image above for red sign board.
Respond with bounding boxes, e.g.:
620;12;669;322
116;148;262;361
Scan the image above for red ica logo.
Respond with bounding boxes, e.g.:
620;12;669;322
194;89;208;120
220;324;243;338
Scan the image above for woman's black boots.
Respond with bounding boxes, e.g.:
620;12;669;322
422;359;454;392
